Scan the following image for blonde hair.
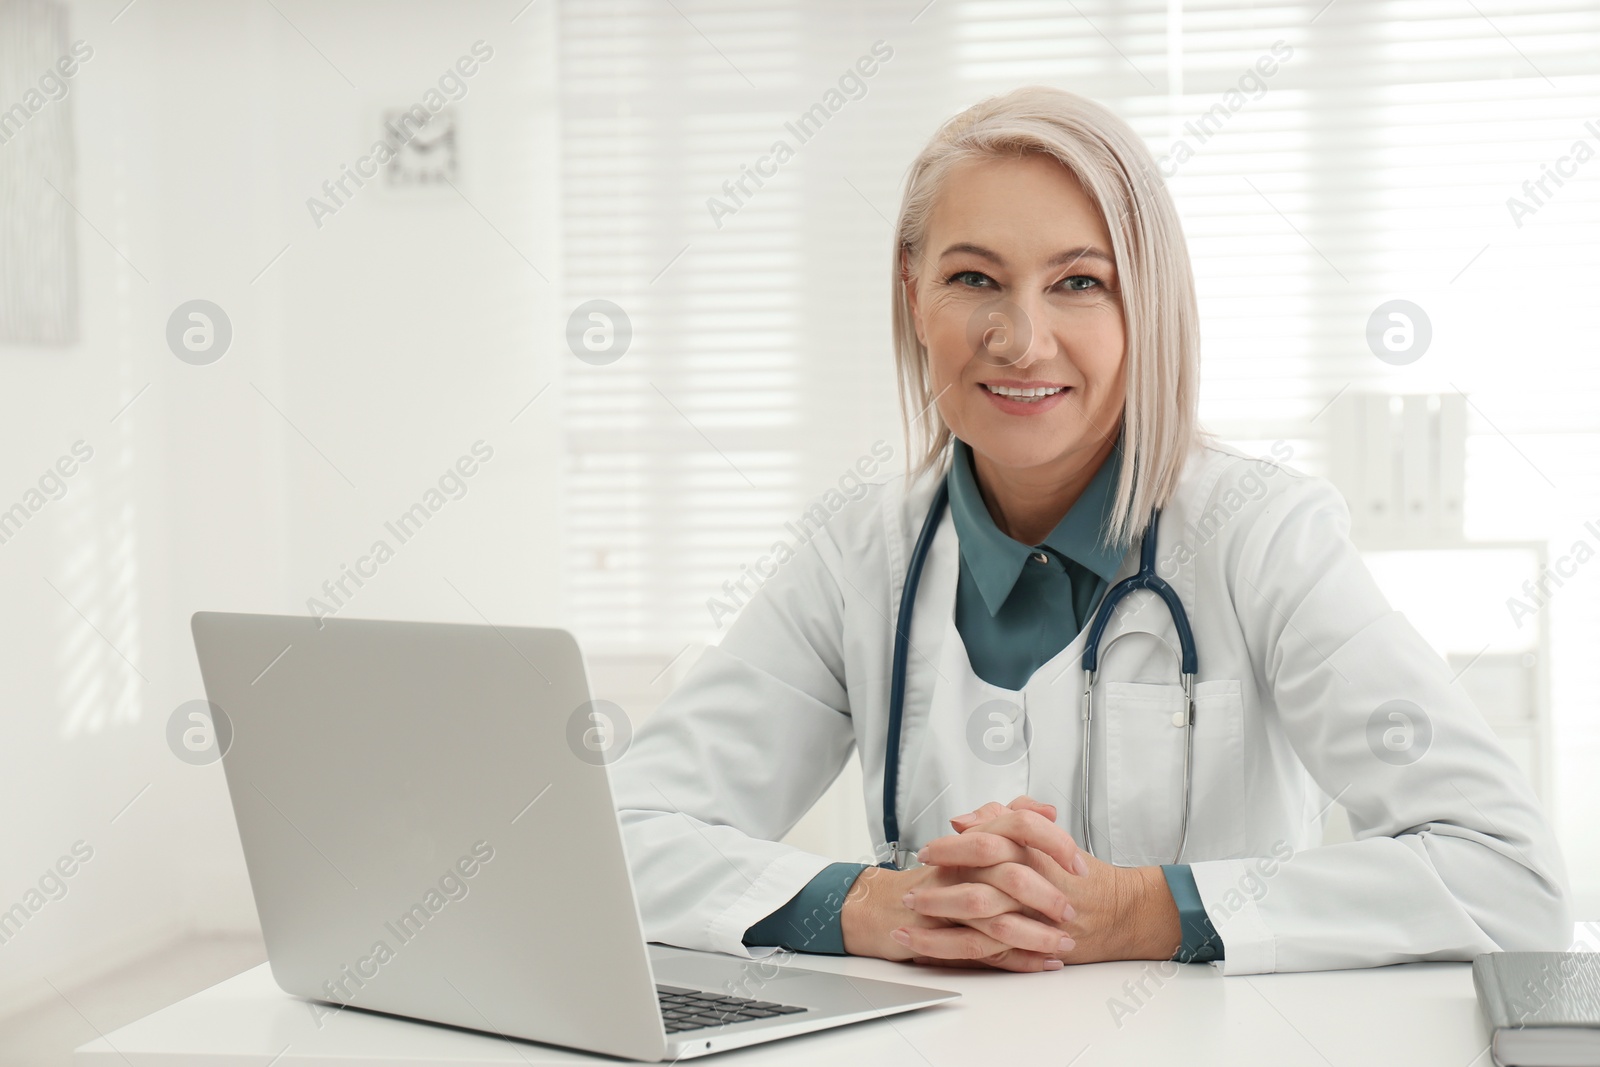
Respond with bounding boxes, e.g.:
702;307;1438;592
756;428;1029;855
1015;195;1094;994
891;85;1200;547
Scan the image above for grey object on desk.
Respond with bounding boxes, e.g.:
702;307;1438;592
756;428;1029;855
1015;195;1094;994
190;611;957;1062
1473;951;1600;1067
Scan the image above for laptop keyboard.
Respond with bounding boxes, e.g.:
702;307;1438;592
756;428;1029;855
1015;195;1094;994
656;984;808;1033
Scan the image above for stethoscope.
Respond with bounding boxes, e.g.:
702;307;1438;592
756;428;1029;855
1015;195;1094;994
879;477;1199;870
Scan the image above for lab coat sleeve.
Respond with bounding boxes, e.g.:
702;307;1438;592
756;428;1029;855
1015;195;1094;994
1188;471;1572;975
607;527;860;960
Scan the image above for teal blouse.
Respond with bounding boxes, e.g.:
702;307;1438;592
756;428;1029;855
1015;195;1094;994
946;436;1123;688
744;438;1223;963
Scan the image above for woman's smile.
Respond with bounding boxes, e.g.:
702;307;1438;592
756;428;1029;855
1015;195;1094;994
978;380;1073;416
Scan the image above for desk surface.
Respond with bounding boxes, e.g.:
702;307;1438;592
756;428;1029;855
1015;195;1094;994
76;952;1491;1066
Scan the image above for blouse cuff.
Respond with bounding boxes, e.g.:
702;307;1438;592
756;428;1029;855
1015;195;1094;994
741;862;870;955
1162;863;1226;963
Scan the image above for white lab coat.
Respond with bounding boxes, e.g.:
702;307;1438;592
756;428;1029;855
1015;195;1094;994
608;439;1572;975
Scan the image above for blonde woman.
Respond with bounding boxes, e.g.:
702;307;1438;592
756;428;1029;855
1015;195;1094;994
610;86;1570;975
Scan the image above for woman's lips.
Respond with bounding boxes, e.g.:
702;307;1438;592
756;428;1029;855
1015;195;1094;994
979;381;1072;416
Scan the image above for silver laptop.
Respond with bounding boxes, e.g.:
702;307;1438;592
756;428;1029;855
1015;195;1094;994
191;611;957;1061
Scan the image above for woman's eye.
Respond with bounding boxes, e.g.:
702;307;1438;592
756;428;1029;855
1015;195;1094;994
941;270;1104;292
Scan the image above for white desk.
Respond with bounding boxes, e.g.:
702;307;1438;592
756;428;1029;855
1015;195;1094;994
76;952;1491;1065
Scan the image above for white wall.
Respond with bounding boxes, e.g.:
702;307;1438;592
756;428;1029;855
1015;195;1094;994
0;0;561;1013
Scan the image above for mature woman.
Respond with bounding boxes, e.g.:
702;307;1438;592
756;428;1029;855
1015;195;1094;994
610;86;1570;975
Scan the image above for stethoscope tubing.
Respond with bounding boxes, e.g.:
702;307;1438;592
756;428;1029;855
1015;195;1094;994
880;479;949;870
880;481;1198;871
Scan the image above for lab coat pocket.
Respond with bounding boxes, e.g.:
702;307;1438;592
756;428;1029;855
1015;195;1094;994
1102;679;1248;866
1102;681;1188;867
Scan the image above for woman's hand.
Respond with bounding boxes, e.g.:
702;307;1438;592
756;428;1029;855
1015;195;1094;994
910;796;1182;966
839;816;1080;972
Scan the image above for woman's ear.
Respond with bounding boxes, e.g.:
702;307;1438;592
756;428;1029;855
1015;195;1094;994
901;247;927;347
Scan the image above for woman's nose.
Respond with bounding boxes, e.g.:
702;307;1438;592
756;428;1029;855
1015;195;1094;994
972;297;1055;370
998;299;1055;370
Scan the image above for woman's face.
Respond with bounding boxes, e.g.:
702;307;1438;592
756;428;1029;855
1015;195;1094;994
904;153;1126;475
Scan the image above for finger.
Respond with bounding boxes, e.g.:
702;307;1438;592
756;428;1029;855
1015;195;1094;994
950;809;1086;876
911;951;1064;973
951;796;1056;832
971;860;1077;923
909;849;1073;923
963;911;1078;957
1008;795;1057;819
951;797;1044;818
949;800;1007;829
920;828;1030;865
950;798;1022;828
1024;841;1085;884
906;879;1073;924
890;922;1011;962
915;831;1075;908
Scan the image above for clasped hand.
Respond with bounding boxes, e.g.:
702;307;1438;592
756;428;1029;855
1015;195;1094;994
840;796;1180;971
